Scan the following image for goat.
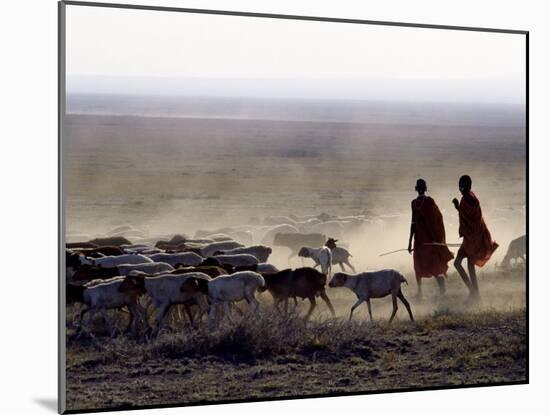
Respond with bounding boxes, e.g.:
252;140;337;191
260;267;335;320
329;270;414;323
298;246;332;277
325;238;356;272
273;232;326;262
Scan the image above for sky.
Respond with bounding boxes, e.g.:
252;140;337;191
65;4;526;103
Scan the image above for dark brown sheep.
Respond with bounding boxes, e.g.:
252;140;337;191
71;264;120;282
260;267;335;320
88;236;132;247
73;245;125;257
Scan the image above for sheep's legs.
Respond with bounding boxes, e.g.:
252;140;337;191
223;302;235;323
77;307;96;339
100;308;115;337
389;294;399;324
319;290;336;317
348;298;364;321
397;290;414;321
304;296;316;320
366;299;373;322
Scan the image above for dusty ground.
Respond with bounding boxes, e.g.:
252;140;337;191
65;306;526;411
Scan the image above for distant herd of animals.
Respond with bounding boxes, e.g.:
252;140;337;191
65;214;526;339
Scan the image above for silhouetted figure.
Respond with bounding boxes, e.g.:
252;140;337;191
452;175;498;301
408;179;454;300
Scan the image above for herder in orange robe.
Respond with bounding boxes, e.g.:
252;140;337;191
407;179;454;299
452;175;498;300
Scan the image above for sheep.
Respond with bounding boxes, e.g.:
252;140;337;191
203;271;265;327
209;254;259;267
273;232;326;261
328;270;414;323
214;245;272;263
81;253;153;268
88;236;132;247
235;263;279;274
260;224;300;245
73;245;125;258
170;265;228;278
199;257;235;274
260;267;335;319
263;215;298;227
199;241;244;257
146;252;203;267
298;246;332;276
71;264;120;282
126;272;212;335
498;235;526;270
117;262;175;276
75;276;148;338
325;238;356;272
66;242;98;249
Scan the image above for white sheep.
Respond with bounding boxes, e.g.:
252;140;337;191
214;245;272;263
298;246;332;276
328;270;414;323
211;253;259;267
117;262;175;276
81;253;153;268
206;271;265;327
147;252;203;267
127;271;212;336
199;241;244;257
76;276;148;338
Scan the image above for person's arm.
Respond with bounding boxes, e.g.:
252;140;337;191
452;197;460;211
408;203;415;254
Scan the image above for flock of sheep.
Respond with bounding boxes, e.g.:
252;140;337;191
65;212;524;339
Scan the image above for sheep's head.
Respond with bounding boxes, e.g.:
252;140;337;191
325;238;338;249
119;275;146;295
298;247;310;258
180;277;208;295
329;272;347;288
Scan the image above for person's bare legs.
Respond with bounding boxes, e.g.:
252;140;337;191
467;258;480;300
454;249;473;294
436;274;446;296
415;277;423;300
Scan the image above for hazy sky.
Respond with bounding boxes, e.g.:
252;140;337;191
65;4;526;103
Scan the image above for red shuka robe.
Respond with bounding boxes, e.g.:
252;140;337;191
412;196;454;279
458;192;498;267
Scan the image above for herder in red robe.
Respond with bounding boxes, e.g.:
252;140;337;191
407;179;454;299
452;175;498;300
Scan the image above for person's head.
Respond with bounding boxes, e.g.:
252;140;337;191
415;178;427;194
458;175;472;194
